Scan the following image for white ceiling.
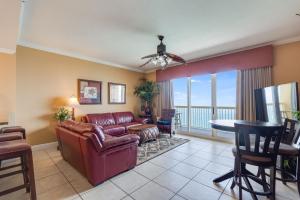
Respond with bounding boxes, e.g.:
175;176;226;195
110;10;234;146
17;0;300;71
0;0;21;53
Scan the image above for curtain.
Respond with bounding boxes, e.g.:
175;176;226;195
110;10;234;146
236;66;272;121
156;80;174;117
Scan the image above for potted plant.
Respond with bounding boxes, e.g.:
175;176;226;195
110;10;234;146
293;111;300;121
134;79;159;116
54;107;71;123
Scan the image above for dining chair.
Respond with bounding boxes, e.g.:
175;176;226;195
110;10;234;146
0;140;36;200
259;118;300;196
231;123;283;200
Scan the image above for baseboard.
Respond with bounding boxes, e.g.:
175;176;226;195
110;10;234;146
32;141;58;151
177;132;233;144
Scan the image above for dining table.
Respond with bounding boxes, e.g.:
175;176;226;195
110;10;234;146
209;119;283;183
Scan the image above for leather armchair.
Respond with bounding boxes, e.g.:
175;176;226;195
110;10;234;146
157;109;176;137
56;120;139;186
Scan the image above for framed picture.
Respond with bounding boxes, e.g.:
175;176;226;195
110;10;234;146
108;82;126;104
78;79;102;104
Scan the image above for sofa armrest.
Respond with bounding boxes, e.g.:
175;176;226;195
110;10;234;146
102;134;139;151
83;132;103;152
134;118;148;124
0;126;26;139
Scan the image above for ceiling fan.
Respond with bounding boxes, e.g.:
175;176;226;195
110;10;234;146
139;35;186;69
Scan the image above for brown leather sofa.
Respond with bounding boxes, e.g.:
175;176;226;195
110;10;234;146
82;112;147;137
56;120;139;186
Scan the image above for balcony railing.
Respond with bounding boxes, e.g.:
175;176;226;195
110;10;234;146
175;106;236;130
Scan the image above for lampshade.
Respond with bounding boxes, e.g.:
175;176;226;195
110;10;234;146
69;95;79;107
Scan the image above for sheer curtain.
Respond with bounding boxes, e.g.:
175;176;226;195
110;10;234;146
156;80;174;117
236;66;272;121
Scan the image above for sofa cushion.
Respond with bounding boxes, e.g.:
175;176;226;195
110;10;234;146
103;125;126;137
83;132;103;151
60;120;105;143
101;134;140;151
86;113;116;126
122;122;142;131
113;112;134;124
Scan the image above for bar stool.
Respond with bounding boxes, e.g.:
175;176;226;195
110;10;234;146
0;126;26;139
0;126;26;168
259;119;300;196
0;140;36;200
231;123;283;200
174;112;182;129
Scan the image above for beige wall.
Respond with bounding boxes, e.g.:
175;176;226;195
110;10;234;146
16;46;144;145
2;41;299;145
273;41;300;96
0;53;16;122
145;71;156;82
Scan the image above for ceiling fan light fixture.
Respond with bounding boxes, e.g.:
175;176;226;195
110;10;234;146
151;55;172;67
139;35;186;69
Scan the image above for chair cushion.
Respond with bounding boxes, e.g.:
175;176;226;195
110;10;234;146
157;120;171;125
232;147;272;164
0;132;24;142
0;140;31;155
103;125;126;137
260;142;299;156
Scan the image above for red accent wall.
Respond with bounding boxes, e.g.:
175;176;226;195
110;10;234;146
156;45;273;81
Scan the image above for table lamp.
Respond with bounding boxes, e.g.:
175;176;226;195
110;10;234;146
69;95;79;120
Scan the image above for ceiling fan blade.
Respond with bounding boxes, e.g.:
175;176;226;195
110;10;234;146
141;54;157;59
138;59;152;68
166;53;186;64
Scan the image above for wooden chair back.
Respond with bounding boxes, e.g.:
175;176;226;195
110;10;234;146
282;118;298;144
234;123;283;163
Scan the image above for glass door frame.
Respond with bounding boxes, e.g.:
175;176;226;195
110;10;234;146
211;74;217;137
185;74;217;136
177;72;235;139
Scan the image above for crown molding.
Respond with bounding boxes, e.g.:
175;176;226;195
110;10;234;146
273;35;300;46
0;48;16;54
145;69;157;73
17;40;144;73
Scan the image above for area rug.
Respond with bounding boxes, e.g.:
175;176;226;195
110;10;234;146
137;135;189;165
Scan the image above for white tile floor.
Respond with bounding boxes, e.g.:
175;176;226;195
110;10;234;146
0;134;298;200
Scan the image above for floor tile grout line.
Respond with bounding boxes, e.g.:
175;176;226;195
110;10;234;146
34;138;296;200
171;165;205;199
109;179;139;200
125;157;201;199
138;149;235;195
45;150;84;200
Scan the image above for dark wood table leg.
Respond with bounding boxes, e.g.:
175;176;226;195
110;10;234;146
213;163;254;183
213;170;234;183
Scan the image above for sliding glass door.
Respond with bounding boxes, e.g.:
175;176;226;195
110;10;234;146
173;70;237;138
173;77;189;130
190;74;212;134
215;71;237;138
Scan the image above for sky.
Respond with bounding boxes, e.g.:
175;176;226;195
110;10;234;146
173;70;237;107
